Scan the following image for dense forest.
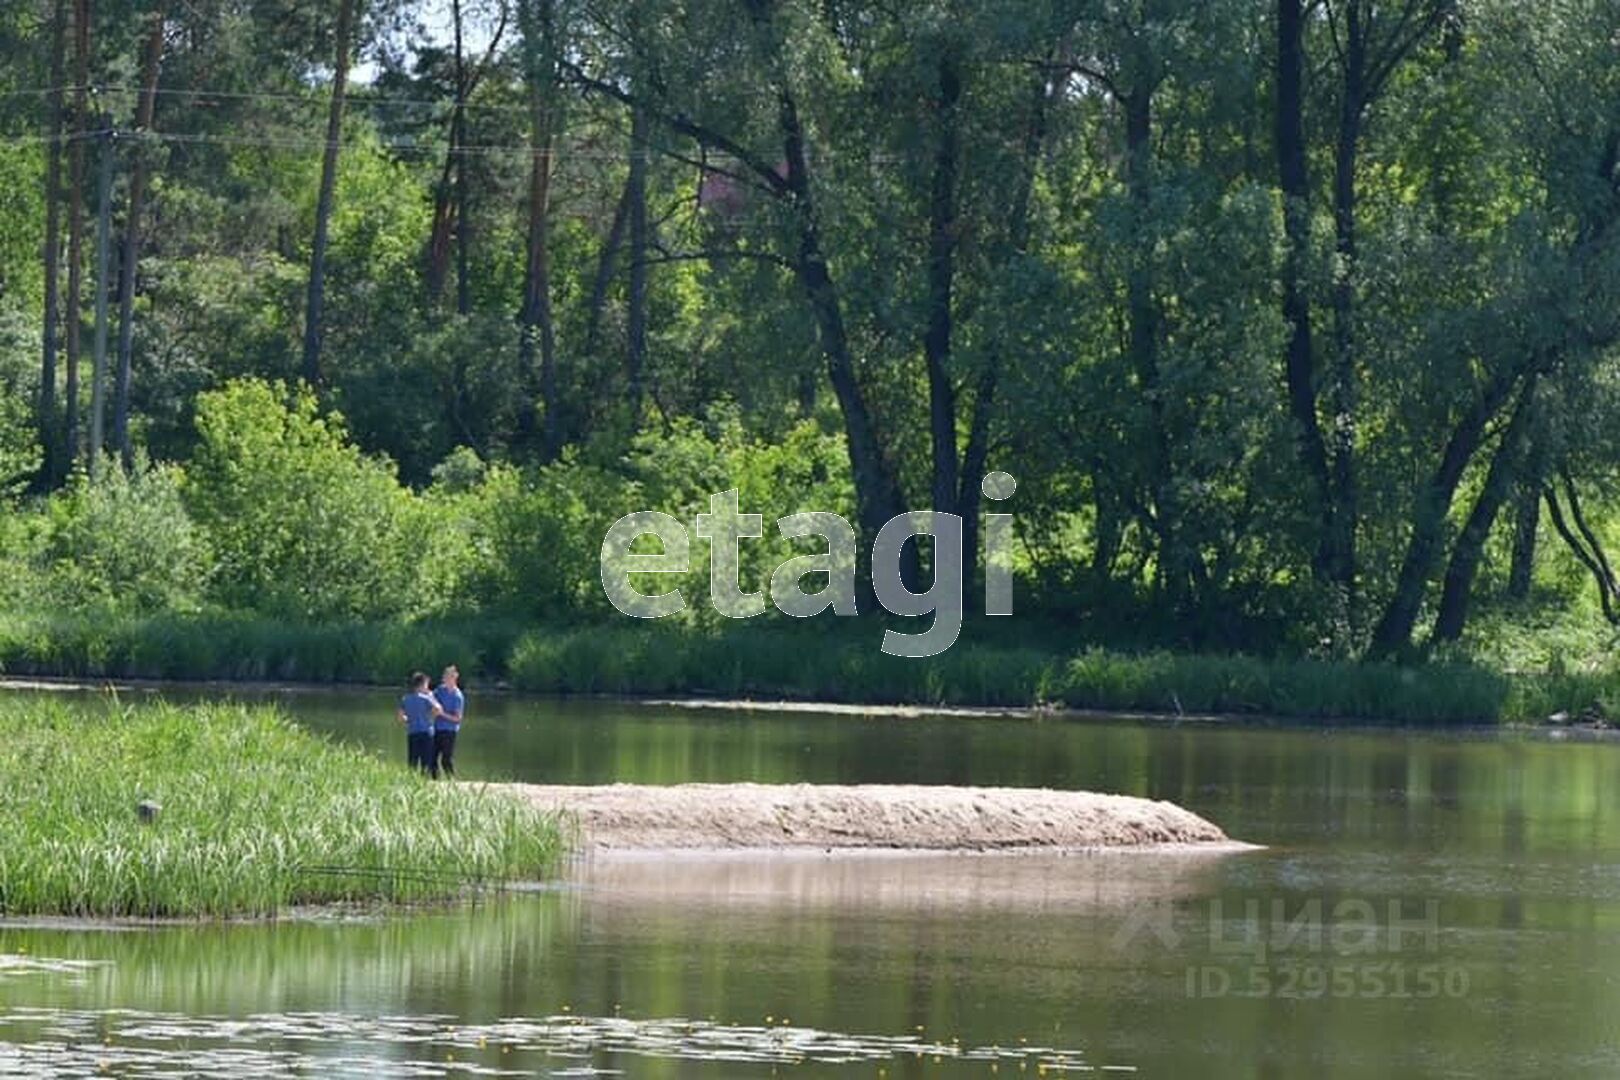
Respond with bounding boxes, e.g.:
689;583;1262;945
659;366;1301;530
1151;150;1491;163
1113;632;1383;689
2;0;1620;672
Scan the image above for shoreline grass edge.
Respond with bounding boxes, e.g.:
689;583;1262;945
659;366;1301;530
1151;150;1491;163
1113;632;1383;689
0;613;1612;726
0;698;568;919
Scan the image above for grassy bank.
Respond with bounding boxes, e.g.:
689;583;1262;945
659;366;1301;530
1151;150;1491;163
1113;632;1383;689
0;699;567;918
507;624;1610;724
0;612;522;685
1;613;1615;725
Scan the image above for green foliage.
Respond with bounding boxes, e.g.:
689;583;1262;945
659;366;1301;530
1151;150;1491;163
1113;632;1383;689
504;622;1553;725
185;380;440;621
40;464;211;614
0;698;565;917
0;142;42;311
452;457;629;619
6;0;1620;692
0;374;40;500
0;611;513;684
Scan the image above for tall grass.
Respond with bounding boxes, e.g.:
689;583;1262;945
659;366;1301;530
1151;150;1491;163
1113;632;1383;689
4;612;1616;724
0;699;567;918
0;612;521;685
507;623;1620;725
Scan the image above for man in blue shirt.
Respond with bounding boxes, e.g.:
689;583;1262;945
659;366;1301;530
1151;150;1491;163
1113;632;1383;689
398;671;443;775
432;664;465;779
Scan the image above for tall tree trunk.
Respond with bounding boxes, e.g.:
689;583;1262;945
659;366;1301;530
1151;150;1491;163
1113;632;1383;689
39;0;67;485
1327;2;1366;620
775;82;908;583
924;52;962;519
1507;425;1547;600
113;7;165;469
1277;0;1334;586
425;0;507;309
1508;476;1541;601
88;121;112;471
625;102;648;423
452;0;471;316
957;64;1051;579
425;151;454;303
1124;84;1179;606
1430;376;1537;644
583;174;632;357
301;0;356;387
728;0;910;591
1367;369;1521;656
1544;474;1620;624
65;0;90;469
517;0;559;460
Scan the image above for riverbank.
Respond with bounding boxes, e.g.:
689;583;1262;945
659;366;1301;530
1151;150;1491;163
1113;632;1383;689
502;782;1245;853
0;699;566;918
1;612;1613;725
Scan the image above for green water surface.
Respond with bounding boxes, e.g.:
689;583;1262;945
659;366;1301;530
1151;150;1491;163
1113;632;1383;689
3;686;1619;1077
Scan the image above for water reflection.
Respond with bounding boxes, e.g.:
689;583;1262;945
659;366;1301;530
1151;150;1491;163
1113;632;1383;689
576;850;1230;913
4;688;1620;1076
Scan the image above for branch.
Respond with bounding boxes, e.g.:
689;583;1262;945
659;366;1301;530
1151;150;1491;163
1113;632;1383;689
464;0;511;100
1063;60;1120;101
1323;0;1349;72
1366;0;1447;103
656;142;760;193
561;58;790;198
1544;483;1620;624
635;248;792;271
1562;467;1620;598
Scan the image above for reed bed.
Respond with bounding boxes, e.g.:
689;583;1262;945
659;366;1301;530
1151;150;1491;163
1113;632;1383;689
507;624;1613;725
1;613;1613;725
0;698;566;918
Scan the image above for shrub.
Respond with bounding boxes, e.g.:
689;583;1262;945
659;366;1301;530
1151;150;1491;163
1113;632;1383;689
39;463;211;614
184;379;435;621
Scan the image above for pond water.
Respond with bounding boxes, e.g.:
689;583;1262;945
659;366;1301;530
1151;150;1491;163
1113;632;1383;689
4;686;1620;1077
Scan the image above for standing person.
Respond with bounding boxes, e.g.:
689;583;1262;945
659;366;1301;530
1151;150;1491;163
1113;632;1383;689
398;671;443;775
432;664;465;779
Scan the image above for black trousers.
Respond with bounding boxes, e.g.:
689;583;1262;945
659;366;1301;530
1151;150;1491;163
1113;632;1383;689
407;732;435;775
433;730;457;779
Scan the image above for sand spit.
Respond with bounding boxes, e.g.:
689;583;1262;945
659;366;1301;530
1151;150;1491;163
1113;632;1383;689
498;782;1247;854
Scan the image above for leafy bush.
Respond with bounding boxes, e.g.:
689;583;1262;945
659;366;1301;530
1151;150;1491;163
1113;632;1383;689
0;319;41;500
40;463;211;614
184;379;439;621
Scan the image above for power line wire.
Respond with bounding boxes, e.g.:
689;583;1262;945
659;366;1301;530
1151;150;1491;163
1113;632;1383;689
1;125;904;165
4;81;539;116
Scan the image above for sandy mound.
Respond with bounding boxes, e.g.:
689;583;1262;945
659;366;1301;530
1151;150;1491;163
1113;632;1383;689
497;783;1239;853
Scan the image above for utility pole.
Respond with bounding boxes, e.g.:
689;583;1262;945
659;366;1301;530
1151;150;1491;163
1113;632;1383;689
88;118;114;473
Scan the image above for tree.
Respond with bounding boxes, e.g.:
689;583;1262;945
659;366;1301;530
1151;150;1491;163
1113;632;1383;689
516;0;561;459
1319;0;1452;622
113;3;167;469
1276;0;1333;598
301;0;358;387
38;0;67;485
64;0;90;467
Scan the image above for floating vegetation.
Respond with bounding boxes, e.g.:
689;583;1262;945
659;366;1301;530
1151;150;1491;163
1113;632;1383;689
0;956;111;982
0;1007;1129;1076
